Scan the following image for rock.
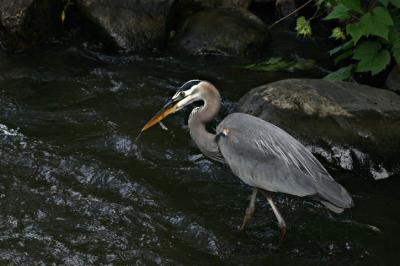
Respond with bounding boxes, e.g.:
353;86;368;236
276;0;296;17
75;0;174;52
386;65;400;93
170;8;269;57
181;0;252;8
239;79;400;179
0;0;60;52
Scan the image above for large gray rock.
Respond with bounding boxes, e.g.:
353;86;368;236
239;79;400;179
0;0;60;52
170;8;269;57
75;0;174;52
386;66;400;93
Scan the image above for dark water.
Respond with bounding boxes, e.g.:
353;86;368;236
0;47;399;265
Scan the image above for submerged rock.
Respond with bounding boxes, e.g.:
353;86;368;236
170;8;269;57
239;79;400;179
0;0;60;52
386;66;400;93
75;0;174;52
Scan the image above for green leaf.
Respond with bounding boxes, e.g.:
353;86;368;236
346;22;366;44
330;27;346;40
295;16;312;37
393;48;400;65
353;41;381;60
390;0;400;7
329;40;353;55
357;7;394;41
357;50;390;74
372;6;394;26
325;4;350;20
379;0;389;7
390;29;400;64
324;65;354;81
335;49;353;64
341;0;363;13
353;41;391;75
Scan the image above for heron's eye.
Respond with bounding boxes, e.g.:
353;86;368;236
179;92;185;97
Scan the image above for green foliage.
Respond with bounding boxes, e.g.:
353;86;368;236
390;28;400;64
353;41;391;74
345;22;366;44
324;65;354;81
295;17;312;37
297;0;400;77
358;7;393;41
390;0;400;7
244;57;315;72
330;27;346;40
325;4;350;20
341;0;363;12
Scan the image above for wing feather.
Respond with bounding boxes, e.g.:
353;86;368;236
216;113;353;209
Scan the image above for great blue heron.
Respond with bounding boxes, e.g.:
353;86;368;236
140;80;354;243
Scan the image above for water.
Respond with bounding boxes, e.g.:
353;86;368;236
0;47;399;265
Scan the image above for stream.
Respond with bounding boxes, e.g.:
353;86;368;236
0;47;399;265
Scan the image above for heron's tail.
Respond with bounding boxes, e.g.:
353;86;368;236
316;179;354;213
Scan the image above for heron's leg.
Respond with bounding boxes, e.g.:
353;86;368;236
260;190;286;244
240;188;258;230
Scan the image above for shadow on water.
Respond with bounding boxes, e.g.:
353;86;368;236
0;47;399;265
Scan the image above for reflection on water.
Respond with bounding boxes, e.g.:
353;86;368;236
0;47;399;265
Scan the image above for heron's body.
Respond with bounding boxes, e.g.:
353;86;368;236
217;113;351;212
141;80;354;243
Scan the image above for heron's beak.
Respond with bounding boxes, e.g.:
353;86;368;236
140;98;179;132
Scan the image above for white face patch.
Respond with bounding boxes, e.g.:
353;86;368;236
175;85;201;111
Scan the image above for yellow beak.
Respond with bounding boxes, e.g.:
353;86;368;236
140;99;178;132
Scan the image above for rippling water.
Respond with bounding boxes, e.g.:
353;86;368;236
0;47;399;265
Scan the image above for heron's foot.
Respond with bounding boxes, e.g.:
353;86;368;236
266;226;286;250
240;206;255;230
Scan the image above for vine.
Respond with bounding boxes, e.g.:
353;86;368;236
296;0;400;80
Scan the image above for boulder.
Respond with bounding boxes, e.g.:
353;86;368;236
386;65;400;93
0;0;60;52
181;0;251;8
238;79;400;179
276;0;296;17
170;8;269;57
75;0;174;52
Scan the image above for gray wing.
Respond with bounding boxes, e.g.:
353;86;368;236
216;113;353;209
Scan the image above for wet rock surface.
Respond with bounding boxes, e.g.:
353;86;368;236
170;8;269;57
75;0;174;52
239;79;400;179
0;0;60;52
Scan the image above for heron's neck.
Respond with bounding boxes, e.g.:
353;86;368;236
188;84;220;154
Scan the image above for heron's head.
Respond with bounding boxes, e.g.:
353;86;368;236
140;79;204;132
